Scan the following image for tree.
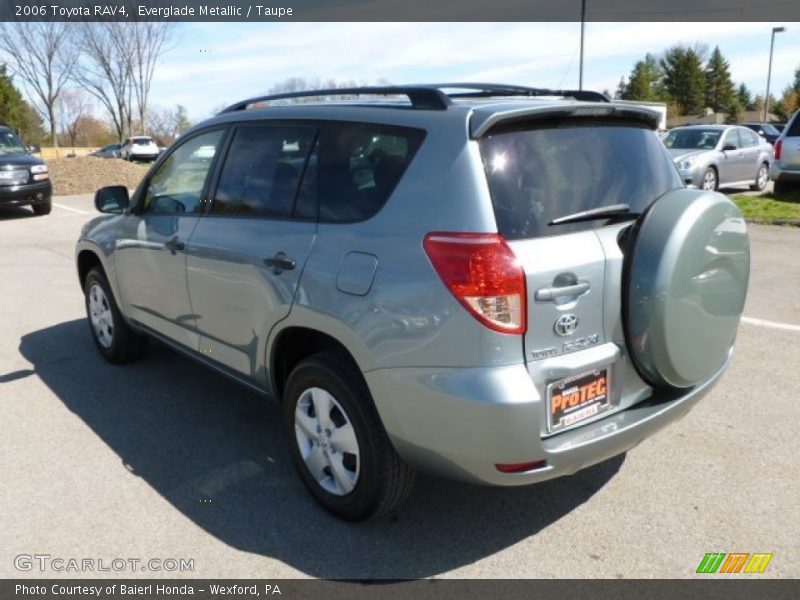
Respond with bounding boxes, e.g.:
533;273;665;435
73;22;134;141
614;77;626;100
778;86;799;121
622;53;665;101
57;88;90;147
704;46;735;113
661;45;707;115
126;22;176;135
737;83;754;111
0;22;77;146
0;65;46;144
793;64;800;94
724;98;741;124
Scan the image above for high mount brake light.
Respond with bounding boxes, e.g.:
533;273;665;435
423;232;527;335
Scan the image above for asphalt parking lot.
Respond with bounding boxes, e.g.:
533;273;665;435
1;194;798;579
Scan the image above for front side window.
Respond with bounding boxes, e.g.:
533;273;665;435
212;125;316;218
0;130;26;154
662;128;722;150
722;129;742;149
142;129;224;214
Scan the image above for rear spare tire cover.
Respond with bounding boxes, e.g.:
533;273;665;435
624;189;750;389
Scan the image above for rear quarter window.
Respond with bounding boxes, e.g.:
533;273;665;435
479;119;682;239
787;112;800;137
316;122;425;223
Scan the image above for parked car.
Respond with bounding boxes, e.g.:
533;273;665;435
119;136;159;162
662;124;772;191
739;122;782;145
774;123;786;133
90;143;122;159
769;109;800;195
0;125;51;216
76;84;750;521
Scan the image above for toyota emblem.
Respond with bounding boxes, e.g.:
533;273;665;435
554;314;579;336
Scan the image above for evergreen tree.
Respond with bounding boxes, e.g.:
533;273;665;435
704;46;735;113
0;64;45;142
614;77;626;100
724;98;741;124
737;83;754;111
793;64;800;94
622;53;664;101
661;46;707;115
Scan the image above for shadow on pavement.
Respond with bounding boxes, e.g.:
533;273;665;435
0;206;36;220
20;319;624;579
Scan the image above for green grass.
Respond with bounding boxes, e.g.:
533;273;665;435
731;191;800;223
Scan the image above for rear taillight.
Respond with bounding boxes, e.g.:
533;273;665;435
774;139;782;160
423;232;527;334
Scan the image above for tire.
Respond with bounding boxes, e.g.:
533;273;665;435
84;267;148;364
750;163;769;192
283;351;414;521
702;167;718;191
32;200;51;216
774;179;797;196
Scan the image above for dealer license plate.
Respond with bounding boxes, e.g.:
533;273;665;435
547;367;612;433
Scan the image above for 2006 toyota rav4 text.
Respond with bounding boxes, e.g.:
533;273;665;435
75;84;750;521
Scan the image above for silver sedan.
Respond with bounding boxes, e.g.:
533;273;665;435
662;125;773;191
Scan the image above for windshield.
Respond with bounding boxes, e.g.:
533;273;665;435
662;129;722;150
0;130;26;154
479;120;681;239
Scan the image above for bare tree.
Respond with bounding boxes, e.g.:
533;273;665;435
0;22;77;146
73;22;133;141
57;88;89;147
126;22;176;135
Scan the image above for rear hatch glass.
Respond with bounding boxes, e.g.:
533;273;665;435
478;119;681;239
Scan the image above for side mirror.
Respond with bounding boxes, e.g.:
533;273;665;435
722;144;737;152
95;186;130;214
26;145;41;154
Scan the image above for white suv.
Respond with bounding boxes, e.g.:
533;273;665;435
120;136;159;162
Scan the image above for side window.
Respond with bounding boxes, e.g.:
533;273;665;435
786;112;800;136
212;126;317;218
742;129;758;148
723;129;741;149
142;129;224;214
317;122;425;223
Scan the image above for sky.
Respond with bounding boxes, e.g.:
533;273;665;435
145;22;799;122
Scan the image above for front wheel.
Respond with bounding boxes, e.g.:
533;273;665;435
32;200;51;216
750;163;769;192
283;351;414;521
84;267;148;364
702;167;718;191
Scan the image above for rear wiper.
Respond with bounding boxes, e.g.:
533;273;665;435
549;203;639;226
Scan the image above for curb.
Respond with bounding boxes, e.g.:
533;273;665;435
744;218;800;227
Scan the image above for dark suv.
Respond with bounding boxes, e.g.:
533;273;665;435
0;126;51;216
76;84;750;520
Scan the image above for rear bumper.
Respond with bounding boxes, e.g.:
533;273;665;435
365;351;730;486
0;181;52;206
769;163;800;183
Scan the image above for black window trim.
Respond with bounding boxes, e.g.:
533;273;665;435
131;125;231;216
203;121;320;222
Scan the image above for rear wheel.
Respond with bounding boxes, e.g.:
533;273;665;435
702;167;718;191
32;200;51;216
84;267;148;364
283;351;414;521
750;163;769;192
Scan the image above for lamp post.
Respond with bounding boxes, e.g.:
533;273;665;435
764;26;785;123
579;0;586;90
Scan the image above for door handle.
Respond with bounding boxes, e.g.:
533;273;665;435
535;281;590;301
264;252;296;273
164;237;185;254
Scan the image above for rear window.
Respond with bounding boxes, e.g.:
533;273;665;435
479;120;681;239
133;138;153;145
787;112;800;137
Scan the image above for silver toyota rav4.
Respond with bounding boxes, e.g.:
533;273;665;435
75;84;750;521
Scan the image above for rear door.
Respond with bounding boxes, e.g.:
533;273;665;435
478;118;682;433
185;123;318;380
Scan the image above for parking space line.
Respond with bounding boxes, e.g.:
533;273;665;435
53;203;90;214
741;316;800;333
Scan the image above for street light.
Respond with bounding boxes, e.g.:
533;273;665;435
579;0;586;91
764;26;786;123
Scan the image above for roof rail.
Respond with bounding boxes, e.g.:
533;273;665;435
217;83;609;115
218;86;452;113
430;82;609;103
